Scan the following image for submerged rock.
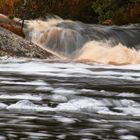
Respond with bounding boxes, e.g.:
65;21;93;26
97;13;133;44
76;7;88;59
0;27;56;58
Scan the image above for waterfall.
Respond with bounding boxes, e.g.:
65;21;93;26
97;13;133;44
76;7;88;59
23;17;140;64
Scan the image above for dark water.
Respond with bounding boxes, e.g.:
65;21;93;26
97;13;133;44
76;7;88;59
0;58;140;140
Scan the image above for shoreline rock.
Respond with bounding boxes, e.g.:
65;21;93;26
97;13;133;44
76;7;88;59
0;27;56;59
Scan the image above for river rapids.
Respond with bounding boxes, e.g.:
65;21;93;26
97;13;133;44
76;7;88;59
0;17;140;140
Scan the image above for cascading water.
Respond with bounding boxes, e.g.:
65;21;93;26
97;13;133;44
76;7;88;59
23;18;140;64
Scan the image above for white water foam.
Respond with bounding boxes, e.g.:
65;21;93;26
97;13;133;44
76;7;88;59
0;96;139;117
77;41;140;64
0;80;47;86
7;100;54;113
0;61;139;82
119;135;139;140
0;94;42;101
0;103;8;109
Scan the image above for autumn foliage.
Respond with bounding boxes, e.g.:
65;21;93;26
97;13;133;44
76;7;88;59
0;0;15;16
0;0;140;25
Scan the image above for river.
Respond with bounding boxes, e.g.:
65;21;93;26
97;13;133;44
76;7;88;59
0;58;140;140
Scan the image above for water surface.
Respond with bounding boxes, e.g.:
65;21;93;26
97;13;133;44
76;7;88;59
0;58;140;140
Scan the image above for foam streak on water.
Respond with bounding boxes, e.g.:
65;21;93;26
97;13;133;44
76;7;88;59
0;58;140;139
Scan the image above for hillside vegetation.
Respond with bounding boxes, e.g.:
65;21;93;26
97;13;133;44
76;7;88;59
0;0;140;25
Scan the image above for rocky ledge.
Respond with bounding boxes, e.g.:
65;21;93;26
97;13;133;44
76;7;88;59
0;27;56;59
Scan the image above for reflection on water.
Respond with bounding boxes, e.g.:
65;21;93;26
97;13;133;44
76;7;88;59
0;58;140;140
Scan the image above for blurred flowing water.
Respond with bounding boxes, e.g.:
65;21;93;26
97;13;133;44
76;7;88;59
23;19;140;65
0;58;140;140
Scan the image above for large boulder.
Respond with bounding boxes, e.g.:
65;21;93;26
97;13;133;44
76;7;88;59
0;27;56;58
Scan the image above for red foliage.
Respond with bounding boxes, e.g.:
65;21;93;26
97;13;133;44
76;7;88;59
0;0;15;16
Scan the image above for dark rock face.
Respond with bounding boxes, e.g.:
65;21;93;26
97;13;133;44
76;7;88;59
0;27;56;58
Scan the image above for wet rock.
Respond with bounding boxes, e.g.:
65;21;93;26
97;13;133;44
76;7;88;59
0;13;24;36
102;19;112;25
0;27;56;58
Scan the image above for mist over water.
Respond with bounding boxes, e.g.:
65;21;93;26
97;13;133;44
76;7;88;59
23;18;140;64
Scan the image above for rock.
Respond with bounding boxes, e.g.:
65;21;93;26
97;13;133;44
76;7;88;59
0;13;24;37
0;27;56;59
0;23;25;37
102;19;112;25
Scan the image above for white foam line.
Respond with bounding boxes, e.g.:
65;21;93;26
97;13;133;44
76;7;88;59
0;63;139;75
0;80;47;86
0;94;42;101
